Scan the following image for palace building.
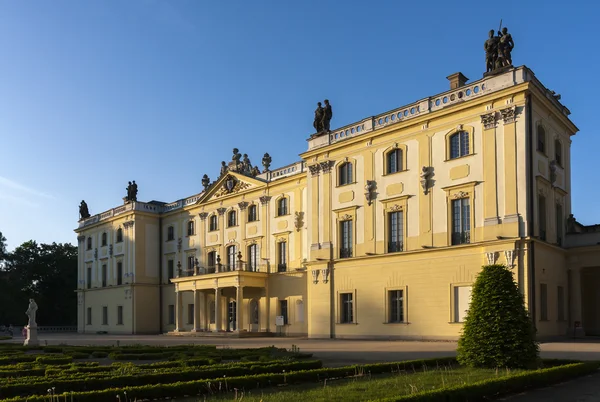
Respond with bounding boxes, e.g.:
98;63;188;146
74;64;600;340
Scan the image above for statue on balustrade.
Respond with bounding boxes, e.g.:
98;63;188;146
322;99;333;132
125;181;138;202
262;153;272;173
313;102;324;133
79;200;90;220
232;148;242;167
202;174;210;190
484;24;515;74
25;299;38;328
219;161;228;178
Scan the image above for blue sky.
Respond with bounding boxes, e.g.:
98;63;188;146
0;0;598;250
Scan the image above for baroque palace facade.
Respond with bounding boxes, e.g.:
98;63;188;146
75;65;600;339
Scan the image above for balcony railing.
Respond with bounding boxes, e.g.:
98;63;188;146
339;247;353;259
176;263;266;278
277;263;287;272
388;241;404;253
451;231;471;245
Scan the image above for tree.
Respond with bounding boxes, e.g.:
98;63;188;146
457;264;539;369
0;231;6;264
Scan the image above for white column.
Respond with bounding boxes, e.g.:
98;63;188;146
213;287;221;332
264;283;270;332
236;286;244;332
175;291;182;332
192;290;200;332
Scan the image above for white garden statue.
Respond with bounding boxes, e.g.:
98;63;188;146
23;298;39;346
25;299;38;328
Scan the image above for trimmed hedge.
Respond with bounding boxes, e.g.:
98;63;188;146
373;361;600;401
35;355;72;365
109;352;174;361
90;351;108;358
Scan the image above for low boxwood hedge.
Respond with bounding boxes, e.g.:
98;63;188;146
35;355;72;365
90;351;108;358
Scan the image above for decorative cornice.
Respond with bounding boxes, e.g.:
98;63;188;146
319;160;333;174
77;235;86;243
217;207;227;216
500;106;517;124
453;191;469;199
308;164;321;177
259;195;272;205
123;221;135;229
481;112;497;130
199;212;208;220
389;204;403;212
238;201;249;211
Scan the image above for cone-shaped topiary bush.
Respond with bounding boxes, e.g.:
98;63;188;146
457;264;539;368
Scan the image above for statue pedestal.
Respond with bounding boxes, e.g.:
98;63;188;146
23;326;39;346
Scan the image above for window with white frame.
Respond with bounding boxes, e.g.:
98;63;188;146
248;205;258;222
277;198;288;216
340;293;354;323
277;242;287;272
388;290;404;323
187;220;195;236
209;215;218;231
248;244;258;272
386;149;403;174
228;210;237;227
117;262;123;285
449;131;469;159
338;162;353;185
101;232;107;246
453;286;472;323
451;198;470;245
339;220;353;258
167;226;174;241
116;228;123;243
387;211;404;253
227;245;237;270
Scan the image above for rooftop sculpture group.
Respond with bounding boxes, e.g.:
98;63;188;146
125;181;138;202
79;200;90;220
313;99;333;134
484;24;514;74
201;149;271;191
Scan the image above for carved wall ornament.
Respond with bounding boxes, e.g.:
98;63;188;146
94;248;98;261
238;201;249;211
199;212;208;220
77;235;86;243
213;175;251;198
123;221;134;229
538;186;548;197
259;195;272;205
365;180;377;206
109;244;113;256
500;106;517;124
321;267;330;284
457;124;463;131
481;112;497;129
340;214;352;221
177;238;182;252
217;207;227;216
294;211;304;232
485;252;498;265
504;249;516;268
420;166;433;195
389;204;402;212
308;164;321;177
549;160;557;185
311;269;319;284
319;160;333;174
453;191;469;199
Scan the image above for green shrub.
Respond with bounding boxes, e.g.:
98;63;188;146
109;352;174;360
67;352;90;359
90;351;108;358
42;346;63;353
457;264;539;369
241;355;260;362
35;355;73;365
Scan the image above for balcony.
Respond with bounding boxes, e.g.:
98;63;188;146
339;248;353;259
451;231;471;245
388;241;404;253
176;262;267;278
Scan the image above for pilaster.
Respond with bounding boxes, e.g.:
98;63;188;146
213;287;221;332
481;111;500;234
235;285;244;332
501;106;520;231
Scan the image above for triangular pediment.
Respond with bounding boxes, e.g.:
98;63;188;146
197;173;266;204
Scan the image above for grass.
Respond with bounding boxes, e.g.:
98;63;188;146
182;365;520;401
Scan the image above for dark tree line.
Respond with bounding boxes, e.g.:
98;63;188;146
0;231;77;327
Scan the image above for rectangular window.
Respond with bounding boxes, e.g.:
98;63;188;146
340;293;354;323
117;306;123;325
86;266;92;289
451;198;471;245
86;307;92;325
279;300;288;325
387;149;403;174
557;286;565;321
187;304;194;325
556;204;563;246
187;221;195;236
209;216;218;231
248;205;257;222
340;220;353;258
450;131;469;159
248;244;258;272
339;163;353;185
454;286;472;323
117;262;123;285
167;226;174;241
540;283;548;321
277;242;287;272
187;255;195;274
167;259;174;280
277;199;288;216
539;195;547;241
207;251;216;268
388;290;404;323
168;305;175;325
555;140;562;165
388;211;404;252
101;264;107;287
102;306;108;325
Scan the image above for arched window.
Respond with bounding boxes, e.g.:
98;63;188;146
386;149;403;174
167;226;174;241
116;228;123;243
86;237;92;250
554;139;562;166
209;215;218;231
248;205;258;222
187;220;195;236
227;210;237;227
227;245;237;271
537;125;546;153
101;233;107;247
338;162;353;185
449;131;469;159
277;198;288;216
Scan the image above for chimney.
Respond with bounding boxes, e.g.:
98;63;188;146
446;72;469;90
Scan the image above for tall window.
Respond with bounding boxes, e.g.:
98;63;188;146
387;149;403;174
187;255;195;273
388;211;404;253
250;299;259;324
539;195;547;241
187;304;194;324
228;211;237;227
207;251;216;268
86;307;92;325
556;204;563;246
227;245;237;270
117;262;123;285
87;237;92;250
117;306;123;325
86;266;92;289
338;162;353;185
540;283;548;321
557;286;565;321
167;226;174;241
279;300;288;325
248;244;258;272
537;125;546;153
187;220;195;236
168;305;175;325
101;264;107;287
388;290;404;323
116;228;123;243
209;215;218;231
209;301;215;324
340;220;353;258
167;259;174;280
277;242;287;272
248;205;257;222
449;131;469;159
554;139;562;166
454;286;472;323
101;233;107;247
340;293;354;323
102;306;108;325
451;198;470;245
277;198;288;216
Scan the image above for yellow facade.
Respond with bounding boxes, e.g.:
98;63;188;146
75;66;600;339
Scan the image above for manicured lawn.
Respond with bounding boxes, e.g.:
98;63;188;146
190;366;519;401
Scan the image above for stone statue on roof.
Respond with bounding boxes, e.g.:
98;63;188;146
79;200;90;220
